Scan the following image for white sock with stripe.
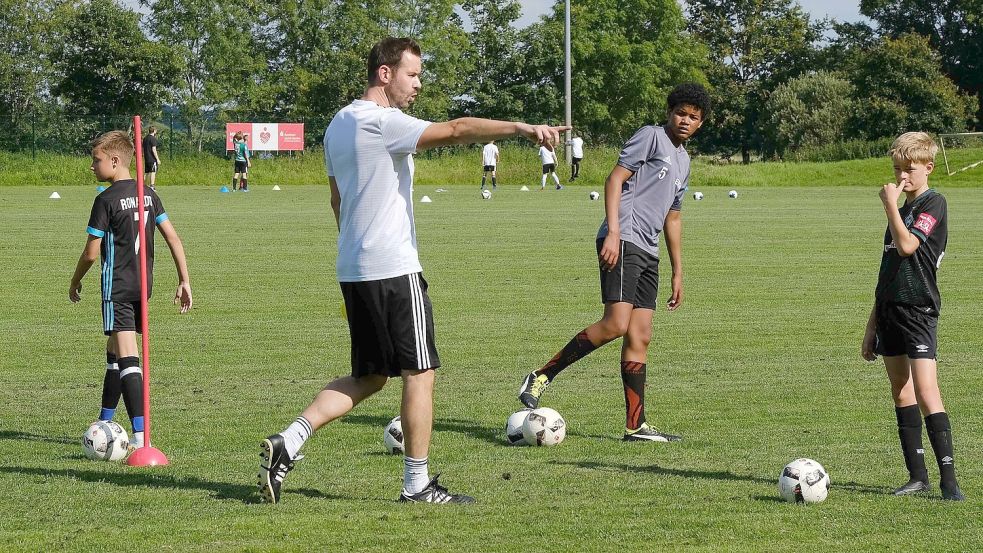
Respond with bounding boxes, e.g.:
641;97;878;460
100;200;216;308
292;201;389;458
403;456;430;495
281;416;313;459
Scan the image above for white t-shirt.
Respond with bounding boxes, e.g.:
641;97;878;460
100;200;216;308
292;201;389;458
570;136;584;158
324;99;432;282
539;146;556;165
482;143;499;166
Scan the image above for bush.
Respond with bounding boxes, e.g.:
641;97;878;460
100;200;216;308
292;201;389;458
783;137;896;162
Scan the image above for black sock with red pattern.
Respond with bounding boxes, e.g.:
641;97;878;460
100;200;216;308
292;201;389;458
536;330;598;381
621;361;646;430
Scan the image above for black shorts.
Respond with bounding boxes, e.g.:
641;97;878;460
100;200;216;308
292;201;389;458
542;164;556;174
874;302;938;359
103;301;143;336
596;238;659;309
572;157;583;163
234;160;248;173
340;272;440;377
145;161;158;173
483;165;495;172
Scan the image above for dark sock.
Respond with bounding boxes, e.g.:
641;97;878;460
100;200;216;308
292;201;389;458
895;405;928;482
481;175;486;187
231;177;237;189
241;178;247;189
536;330;598;381
118;356;145;432
621;361;646;430
491;176;496;187
925;412;957;487
100;352;121;421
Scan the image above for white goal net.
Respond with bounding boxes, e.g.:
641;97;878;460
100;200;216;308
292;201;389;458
938;132;983;176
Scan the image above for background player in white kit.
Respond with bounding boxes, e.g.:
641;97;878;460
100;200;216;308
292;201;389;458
481;140;499;190
539;143;561;190
258;37;568;505
569;134;584;182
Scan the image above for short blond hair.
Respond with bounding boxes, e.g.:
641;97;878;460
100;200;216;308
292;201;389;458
90;131;134;164
889;132;938;165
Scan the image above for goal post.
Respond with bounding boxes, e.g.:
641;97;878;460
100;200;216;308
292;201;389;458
938;132;983;176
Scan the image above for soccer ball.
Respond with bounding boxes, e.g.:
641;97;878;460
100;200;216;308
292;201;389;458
728;189;738;199
521;407;566;446
778;458;830;503
383;416;404;455
481;189;492;200
82;420;129;461
505;409;532;445
588;191;600;201
693;191;704;200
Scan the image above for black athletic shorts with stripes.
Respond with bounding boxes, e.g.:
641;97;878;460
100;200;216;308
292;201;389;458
340;272;441;378
874;301;938;359
103;300;143;336
596;238;659;309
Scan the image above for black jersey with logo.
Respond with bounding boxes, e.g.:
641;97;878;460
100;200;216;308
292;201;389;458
875;189;947;314
85;180;167;302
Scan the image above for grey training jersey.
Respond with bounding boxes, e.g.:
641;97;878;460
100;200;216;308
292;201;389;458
597;125;688;258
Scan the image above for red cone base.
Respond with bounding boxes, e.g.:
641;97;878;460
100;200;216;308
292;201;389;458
127;446;170;466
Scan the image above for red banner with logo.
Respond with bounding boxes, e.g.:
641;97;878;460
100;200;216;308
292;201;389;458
226;123;305;151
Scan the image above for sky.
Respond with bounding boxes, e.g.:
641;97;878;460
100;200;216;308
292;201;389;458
514;0;868;28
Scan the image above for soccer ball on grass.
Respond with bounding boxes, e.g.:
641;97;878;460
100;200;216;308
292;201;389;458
521;407;566;446
728;189;738;199
588;191;600;201
693;191;704;200
82;420;129;461
778;458;830;503
505;409;532;445
481;189;492;200
383;416;404;455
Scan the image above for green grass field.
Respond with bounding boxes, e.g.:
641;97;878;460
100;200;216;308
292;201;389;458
1;184;981;551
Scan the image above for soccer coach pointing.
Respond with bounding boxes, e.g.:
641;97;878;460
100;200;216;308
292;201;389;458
258;37;568;505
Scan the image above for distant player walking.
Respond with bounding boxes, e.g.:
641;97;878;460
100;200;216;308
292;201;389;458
481;140;499;189
258;37;567;505
539;143;561;190
569;134;584;181
518;84;710;442
142;126;161;189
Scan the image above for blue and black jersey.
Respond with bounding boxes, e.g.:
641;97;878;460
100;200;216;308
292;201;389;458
86;180;168;302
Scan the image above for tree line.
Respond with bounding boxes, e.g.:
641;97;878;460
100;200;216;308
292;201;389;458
0;0;978;160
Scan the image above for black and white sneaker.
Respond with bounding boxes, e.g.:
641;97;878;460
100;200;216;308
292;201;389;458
941;482;966;501
518;372;550;409
258;434;301;504
892;479;930;496
623;422;682;442
398;475;475;504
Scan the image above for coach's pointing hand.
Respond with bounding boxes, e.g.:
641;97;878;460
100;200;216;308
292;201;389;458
518;124;571;147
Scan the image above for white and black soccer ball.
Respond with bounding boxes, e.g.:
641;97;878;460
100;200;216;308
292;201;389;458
778;458;830;503
481;189;492;200
728;189;738;199
693;191;704;200
383;416;404;455
505;409;533;445
82;420;129;461
521;407;566;447
588;191;600;201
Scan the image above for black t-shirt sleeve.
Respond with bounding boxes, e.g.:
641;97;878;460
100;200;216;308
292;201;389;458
86;196;109;237
910;194;945;243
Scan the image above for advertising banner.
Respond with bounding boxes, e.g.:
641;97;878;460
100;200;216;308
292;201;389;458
226;123;305;151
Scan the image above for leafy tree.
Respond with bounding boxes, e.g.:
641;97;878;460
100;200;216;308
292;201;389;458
860;0;982;125
845;33;978;138
761;71;854;158
52;0;180;118
687;0;827;161
456;0;527;121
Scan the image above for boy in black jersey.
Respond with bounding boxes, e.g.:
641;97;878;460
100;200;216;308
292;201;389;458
861;131;963;500
69;131;192;451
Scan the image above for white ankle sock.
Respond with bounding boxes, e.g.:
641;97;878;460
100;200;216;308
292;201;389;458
403;456;430;494
281;416;313;459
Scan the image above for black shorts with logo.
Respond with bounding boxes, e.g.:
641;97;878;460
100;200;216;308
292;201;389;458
542;164;556;174
340;272;441;377
874;302;938;359
596;238;659;309
234;160;248;173
483;165;495;172
103;300;143;336
145;160;158;173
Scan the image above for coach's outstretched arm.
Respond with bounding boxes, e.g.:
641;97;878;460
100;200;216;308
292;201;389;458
417;118;569;151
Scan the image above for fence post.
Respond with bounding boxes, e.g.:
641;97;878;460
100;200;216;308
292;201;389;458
31;112;36;160
169;112;174;160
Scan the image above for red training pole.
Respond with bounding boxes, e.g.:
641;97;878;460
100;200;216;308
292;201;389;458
128;115;169;467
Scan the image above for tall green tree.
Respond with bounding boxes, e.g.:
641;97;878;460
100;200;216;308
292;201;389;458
761;71;854;158
860;0;982;126
687;0;827;161
457;0;527;121
52;0;179;118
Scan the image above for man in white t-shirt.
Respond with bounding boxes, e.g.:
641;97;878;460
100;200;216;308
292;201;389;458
259;37;568;506
569;134;584;181
539;143;562;190
481;141;499;189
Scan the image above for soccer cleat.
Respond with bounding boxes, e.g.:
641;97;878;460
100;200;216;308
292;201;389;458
941;482;966;501
892;479;930;496
556;184;564;190
398;475;475;504
623;422;682;442
518;372;550;409
258;434;301;504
